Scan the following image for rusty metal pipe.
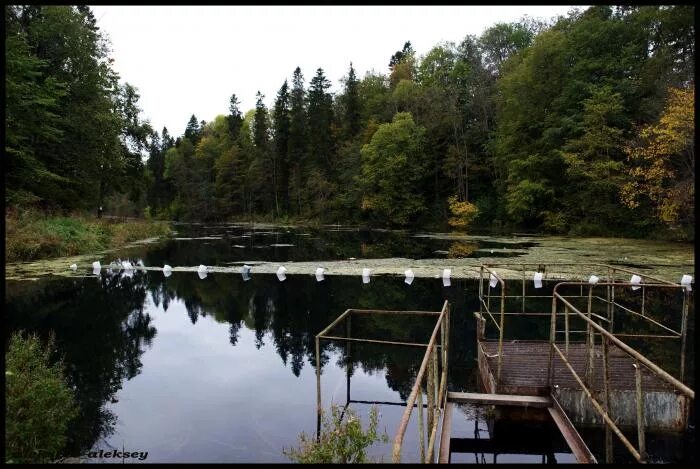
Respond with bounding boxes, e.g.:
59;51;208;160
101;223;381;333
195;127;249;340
553;286;694;399
392;301;448;462
634;362;646;462
553;344;643;462
320;336;429;347
417;385;425;463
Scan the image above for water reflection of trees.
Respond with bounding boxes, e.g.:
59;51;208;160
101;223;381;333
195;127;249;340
4;270;483;457
136;225;457;267
5;271;157;457
143;273;478;393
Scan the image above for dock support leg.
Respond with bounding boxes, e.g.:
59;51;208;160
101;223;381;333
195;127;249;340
347;316;352;395
417;386;425;463
680;291;689;384
316;336;321;443
427;350;435;460
585;287;594;387
634;362;646;462
602;336;612;463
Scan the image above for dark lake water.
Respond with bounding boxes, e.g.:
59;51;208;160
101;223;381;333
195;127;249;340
4;224;694;463
158;222;534;265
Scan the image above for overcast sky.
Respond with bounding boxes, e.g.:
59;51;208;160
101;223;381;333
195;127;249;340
90;5;580;138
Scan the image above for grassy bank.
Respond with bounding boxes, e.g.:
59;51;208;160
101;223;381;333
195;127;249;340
5;210;172;263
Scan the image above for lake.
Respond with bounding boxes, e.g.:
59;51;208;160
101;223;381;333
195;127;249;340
4;224;694;463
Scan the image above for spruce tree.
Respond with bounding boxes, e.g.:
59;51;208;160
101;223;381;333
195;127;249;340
307;68;334;175
161;126;174;152
253;91;274;213
288;67;307;214
273;80;291;214
253;92;269;148
228;93;244;141
184;114;200;143
343;62;361;139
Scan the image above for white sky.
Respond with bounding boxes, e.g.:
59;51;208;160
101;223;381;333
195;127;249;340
90;5;580;138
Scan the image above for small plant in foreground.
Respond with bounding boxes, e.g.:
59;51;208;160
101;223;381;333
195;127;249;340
5;331;78;464
284;404;388;463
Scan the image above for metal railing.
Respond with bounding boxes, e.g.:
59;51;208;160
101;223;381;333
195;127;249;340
549;282;694;463
392;300;450;463
478;263;691;386
314;302;450;464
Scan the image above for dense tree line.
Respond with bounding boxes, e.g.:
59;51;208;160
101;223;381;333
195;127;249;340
6;6;694;239
6;5;152;215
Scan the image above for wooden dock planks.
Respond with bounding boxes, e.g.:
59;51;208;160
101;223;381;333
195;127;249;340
439;391;595;463
446;391;551;408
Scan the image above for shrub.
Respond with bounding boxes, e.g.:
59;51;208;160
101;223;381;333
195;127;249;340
5;331;78;463
284;404;388;463
447;196;479;230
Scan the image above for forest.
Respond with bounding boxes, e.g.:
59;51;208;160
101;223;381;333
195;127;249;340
5;5;695;239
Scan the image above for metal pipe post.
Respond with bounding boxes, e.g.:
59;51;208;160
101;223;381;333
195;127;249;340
602;336;612;463
585;285;594;386
634;362;646;462
316;336;321;443
680;290;689;383
417;386;425;463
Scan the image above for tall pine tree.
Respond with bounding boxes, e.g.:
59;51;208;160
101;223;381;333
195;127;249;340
253;91;274;213
307;68;334;175
288;67;307;214
343;62;361;140
273;80;291;214
228;93;243;141
184;114;200;143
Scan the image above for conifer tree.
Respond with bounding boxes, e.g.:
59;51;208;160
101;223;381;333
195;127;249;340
184;114;200;143
253;91;275;213
274;80;291;214
307;68;334;175
343;62;361;139
288;67;307;214
228;93;244;141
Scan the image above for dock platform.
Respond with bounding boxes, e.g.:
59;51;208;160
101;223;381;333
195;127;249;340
478;339;689;431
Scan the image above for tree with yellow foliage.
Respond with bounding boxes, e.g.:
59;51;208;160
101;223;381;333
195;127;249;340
621;87;694;233
447;195;479;230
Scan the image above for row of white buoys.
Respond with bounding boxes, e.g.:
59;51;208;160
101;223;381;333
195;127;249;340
487;271;693;292
74;262;694;291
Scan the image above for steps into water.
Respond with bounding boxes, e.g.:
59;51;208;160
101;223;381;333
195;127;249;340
438;392;597;464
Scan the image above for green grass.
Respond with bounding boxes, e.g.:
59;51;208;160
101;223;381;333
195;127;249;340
5;209;172;262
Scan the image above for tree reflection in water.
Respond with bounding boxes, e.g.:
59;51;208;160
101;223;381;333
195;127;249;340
6;266;691;462
5;270;156;457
